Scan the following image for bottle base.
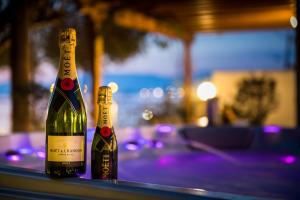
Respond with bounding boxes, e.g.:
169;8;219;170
46;166;85;178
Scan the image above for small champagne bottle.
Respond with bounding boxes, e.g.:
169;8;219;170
91;86;118;180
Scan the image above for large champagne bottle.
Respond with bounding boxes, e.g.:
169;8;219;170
46;28;87;177
91;86;118;180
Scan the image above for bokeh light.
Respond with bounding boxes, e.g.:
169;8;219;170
290;16;297;28
263;125;281;134
153;87;164;98
197;116;209;127
108;82;118;93
281;155;296;164
7;155;21;162
166;86;176;98
5;150;22;162
156;124;174;134
197;81;217;101
177;87;185;98
36;151;46;159
125;141;140;151
142;109;153;120
149;140;164;149
139;88;151;98
19;148;33;155
83;84;88;94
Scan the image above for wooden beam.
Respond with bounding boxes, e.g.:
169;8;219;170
183;38;193;124
92;34;104;126
81;4;108;126
114;9;191;41
11;0;31;131
80;3;109;27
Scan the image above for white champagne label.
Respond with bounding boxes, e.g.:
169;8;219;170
48;136;84;162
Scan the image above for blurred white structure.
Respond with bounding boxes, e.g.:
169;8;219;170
212;70;296;127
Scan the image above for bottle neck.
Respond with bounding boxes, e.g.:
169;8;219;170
58;43;77;80
97;103;113;128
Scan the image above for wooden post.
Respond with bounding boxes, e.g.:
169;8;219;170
11;0;31;132
296;0;300;126
81;4;108;126
183;37;193;123
92;34;104;126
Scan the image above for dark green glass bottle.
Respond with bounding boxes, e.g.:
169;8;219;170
45;28;87;177
91;86;118;180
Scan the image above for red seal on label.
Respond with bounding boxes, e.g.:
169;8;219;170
100;127;111;138
61;78;74;91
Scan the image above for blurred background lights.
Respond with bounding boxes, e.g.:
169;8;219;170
153;87;164;98
197;81;217;101
139;88;151;98
8;155;21;162
290;16;297;28
125;141;140;151
83;84;88;94
150;140;164;149
156;124;174;134
142;109;153;120
166;86;177;98
108;82;118;93
263;125;281;134
5;150;21;162
197;116;209;127
19;148;32;155
177;87;185;98
281;155;296;164
36;151;46;159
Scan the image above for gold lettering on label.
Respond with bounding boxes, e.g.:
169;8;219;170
102;154;110;177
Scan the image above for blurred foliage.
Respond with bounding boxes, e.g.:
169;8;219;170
30;15;93;70
0;0;170;130
0;0;153;68
149;96;183;125
148;92;201;125
231;75;277;125
101;12;147;62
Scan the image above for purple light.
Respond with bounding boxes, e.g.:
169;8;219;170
36;151;46;159
158;156;176;166
150;140;164;149
156;124;174;134
7;155;21;162
19;148;33;155
155;141;164;149
125;143;139;151
263;125;281;134
137;138;147;145
281;155;296;164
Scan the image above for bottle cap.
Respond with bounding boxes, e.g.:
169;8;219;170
98;86;112;104
59;28;76;46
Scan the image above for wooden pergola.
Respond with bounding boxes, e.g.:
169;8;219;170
80;0;297;125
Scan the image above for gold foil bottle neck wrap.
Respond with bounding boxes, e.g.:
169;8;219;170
59;28;76;47
98;86;112;104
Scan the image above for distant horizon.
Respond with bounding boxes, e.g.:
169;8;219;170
0;29;296;95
